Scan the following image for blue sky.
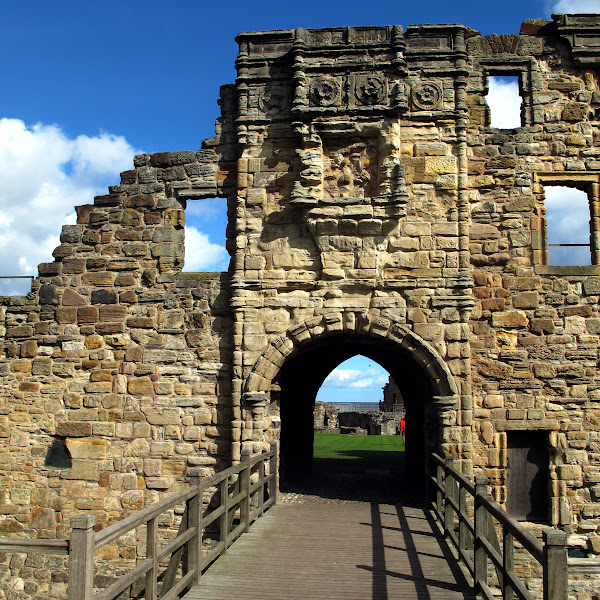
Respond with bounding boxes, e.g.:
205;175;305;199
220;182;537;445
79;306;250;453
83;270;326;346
0;0;597;402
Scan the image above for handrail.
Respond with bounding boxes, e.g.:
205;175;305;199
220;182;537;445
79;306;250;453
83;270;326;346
95;486;197;549
0;442;278;600
431;453;568;600
0;538;69;555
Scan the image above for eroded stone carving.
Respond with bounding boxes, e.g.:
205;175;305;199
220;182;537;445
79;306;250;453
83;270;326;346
309;77;341;106
411;81;443;110
260;85;290;114
355;75;386;105
323;140;378;199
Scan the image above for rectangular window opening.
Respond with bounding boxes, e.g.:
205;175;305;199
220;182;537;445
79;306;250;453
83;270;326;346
544;185;592;266
183;197;230;272
486;75;523;129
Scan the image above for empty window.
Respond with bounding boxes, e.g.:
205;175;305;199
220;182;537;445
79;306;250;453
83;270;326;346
486;76;522;129
545;186;591;266
184;198;229;272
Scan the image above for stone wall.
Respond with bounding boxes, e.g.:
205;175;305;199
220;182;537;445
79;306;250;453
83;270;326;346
0;148;236;562
382;376;404;413
313;401;339;431
338;411;401;436
1;13;600;598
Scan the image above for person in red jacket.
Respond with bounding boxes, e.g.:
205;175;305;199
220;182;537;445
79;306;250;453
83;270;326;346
400;416;405;445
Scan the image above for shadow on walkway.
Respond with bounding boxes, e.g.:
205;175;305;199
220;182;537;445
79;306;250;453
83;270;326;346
280;452;424;505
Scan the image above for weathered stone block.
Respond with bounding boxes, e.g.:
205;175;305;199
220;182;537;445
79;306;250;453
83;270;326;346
65;439;107;459
128;377;154;395
492;311;528;328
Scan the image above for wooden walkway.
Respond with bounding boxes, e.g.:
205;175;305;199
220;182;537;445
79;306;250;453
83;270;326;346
183;502;475;600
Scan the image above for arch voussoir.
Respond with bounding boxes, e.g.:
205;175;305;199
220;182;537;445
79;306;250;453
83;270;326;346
245;314;459;398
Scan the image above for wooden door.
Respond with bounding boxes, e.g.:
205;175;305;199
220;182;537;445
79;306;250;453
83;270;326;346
505;431;548;522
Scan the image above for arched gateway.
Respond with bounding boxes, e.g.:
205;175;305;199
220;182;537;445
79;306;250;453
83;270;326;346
242;313;466;488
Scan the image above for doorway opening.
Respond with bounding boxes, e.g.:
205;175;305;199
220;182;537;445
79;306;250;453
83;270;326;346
311;355;405;498
505;430;549;522
276;333;441;503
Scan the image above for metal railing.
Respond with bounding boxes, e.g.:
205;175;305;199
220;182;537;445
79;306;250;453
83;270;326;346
431;453;568;600
0;443;277;600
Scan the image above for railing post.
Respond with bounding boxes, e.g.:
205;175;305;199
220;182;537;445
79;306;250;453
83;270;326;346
258;453;265;517
68;515;95;600
503;527;514;600
269;441;278;505
220;477;229;552
146;516;158;600
437;459;444;523
474;475;489;596
543;529;568;600
188;467;204;585
459;482;468;551
444;458;454;538
241;449;251;532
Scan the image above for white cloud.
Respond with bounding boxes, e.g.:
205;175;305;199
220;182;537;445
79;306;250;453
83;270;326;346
549;0;600;12
322;368;388;390
0;118;139;294
545;186;591;265
0;118;229;295
186;197;226;221
183;226;229;271
487;77;522;129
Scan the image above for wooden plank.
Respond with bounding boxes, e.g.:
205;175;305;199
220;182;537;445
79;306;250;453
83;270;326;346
182;503;475;600
0;538;68;555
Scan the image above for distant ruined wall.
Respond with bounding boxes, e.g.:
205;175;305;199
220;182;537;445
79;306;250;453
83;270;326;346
313;401;339;430
2;13;600;598
338;411;401;435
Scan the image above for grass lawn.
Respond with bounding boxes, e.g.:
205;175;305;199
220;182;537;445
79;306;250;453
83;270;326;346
313;433;405;473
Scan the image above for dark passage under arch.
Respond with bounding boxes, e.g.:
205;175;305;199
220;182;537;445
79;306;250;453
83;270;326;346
275;332;443;501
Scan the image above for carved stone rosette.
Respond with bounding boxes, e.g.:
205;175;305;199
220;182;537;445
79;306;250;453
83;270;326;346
309;77;341;107
411;81;443;110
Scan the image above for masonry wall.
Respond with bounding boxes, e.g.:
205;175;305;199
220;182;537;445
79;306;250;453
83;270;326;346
0;145;237;599
1;13;600;599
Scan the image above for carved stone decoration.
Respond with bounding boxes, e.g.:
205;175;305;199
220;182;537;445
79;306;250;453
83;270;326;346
389;81;409;110
322;139;378;199
259;85;290;115
411;82;443;110
355;75;386;105
244;391;269;409
309;77;341;106
482;33;521;54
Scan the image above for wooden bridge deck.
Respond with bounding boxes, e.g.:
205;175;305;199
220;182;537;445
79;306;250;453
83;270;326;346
182;502;475;600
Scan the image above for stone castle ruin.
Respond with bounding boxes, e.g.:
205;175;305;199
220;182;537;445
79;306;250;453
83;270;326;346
2;13;600;578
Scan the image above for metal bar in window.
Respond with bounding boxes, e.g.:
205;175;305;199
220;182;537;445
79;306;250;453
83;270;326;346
548;244;590;247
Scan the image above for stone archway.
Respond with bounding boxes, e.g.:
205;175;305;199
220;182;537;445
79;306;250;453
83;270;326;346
241;311;467;492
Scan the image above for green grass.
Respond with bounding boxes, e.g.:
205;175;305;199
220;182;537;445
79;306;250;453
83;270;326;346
313;433;405;469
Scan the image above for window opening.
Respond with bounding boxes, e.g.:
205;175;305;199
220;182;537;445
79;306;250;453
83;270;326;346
183;197;229;272
486;75;522;129
545;186;591;265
